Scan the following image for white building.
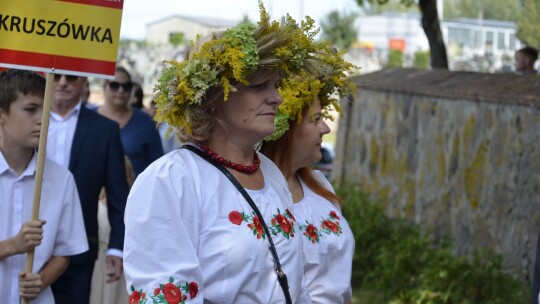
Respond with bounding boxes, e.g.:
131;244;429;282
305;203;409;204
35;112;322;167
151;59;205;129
355;12;429;54
355;12;521;56
146;15;239;45
443;18;519;57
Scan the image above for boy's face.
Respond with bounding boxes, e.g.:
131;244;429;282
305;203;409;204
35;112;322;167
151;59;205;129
0;94;43;149
514;52;530;72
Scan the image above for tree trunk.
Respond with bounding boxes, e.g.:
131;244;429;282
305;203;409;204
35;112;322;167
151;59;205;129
419;0;449;69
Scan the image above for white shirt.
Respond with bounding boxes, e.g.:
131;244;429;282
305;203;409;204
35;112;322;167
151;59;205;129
47;102;81;167
124;148;311;303
0;152;89;304
294;171;355;304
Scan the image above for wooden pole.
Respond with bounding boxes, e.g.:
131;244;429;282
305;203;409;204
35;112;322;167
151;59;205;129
21;72;54;304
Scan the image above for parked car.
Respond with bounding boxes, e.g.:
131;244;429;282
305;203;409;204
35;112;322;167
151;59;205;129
314;142;335;178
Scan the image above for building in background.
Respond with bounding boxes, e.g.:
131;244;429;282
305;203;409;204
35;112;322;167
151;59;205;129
354;12;522;71
145;15;239;45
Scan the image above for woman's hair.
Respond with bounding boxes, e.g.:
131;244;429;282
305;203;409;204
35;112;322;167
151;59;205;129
115;66;132;82
260;115;341;206
103;66;132;88
131;83;144;109
99;156;135;201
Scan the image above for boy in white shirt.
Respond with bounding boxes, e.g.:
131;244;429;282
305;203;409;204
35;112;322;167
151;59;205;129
0;69;88;304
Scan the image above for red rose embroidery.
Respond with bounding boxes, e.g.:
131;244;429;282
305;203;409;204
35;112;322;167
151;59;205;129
129;290;141;304
276;214;292;234
286;208;296;222
323;220;339;233
248;215;264;239
329;211;340;220
163;282;182;304
228;211;243;225
304;224;319;243
154;287;161;296
189;281;198;299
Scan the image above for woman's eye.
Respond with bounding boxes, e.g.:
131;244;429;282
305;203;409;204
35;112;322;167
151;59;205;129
249;83;265;90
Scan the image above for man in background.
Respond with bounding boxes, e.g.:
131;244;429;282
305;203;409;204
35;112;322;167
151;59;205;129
514;46;538;75
48;74;129;304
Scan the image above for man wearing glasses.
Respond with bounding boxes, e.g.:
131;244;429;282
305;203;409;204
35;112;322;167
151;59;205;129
47;74;129;304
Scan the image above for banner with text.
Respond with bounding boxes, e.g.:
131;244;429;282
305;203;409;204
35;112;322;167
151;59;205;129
0;0;123;78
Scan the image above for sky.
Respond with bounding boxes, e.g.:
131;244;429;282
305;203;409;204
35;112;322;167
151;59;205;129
120;0;363;40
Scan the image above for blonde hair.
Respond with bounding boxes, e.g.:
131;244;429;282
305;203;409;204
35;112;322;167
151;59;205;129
99;157;135;201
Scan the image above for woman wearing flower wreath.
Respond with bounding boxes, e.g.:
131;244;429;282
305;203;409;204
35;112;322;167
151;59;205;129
260;52;356;303
123;4;327;304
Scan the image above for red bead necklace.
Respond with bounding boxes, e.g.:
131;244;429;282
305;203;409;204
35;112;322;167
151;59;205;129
197;143;261;174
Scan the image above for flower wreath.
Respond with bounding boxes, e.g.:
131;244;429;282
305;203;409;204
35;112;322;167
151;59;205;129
153;0;329;134
265;47;357;141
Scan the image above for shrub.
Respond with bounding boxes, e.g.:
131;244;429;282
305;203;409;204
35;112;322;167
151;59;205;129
413;50;430;69
387;50;403;68
337;184;530;303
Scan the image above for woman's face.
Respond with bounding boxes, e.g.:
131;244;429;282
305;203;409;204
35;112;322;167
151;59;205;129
104;71;132;107
215;71;283;143
290;100;331;170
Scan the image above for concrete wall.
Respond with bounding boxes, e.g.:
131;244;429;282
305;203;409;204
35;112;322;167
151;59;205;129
333;68;540;281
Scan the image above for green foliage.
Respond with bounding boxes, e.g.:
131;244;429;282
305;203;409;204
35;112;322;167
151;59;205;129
387;49;403;67
320;10;359;50
169;33;185;47
119;39;147;48
356;0;417;15
337;184;530;304
517;0;540;50
443;0;520;21
413;51;430;69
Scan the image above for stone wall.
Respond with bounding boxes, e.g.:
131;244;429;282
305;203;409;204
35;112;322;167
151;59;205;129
333;68;540;281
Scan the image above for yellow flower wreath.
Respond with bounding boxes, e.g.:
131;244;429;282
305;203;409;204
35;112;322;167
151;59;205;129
153;1;330;134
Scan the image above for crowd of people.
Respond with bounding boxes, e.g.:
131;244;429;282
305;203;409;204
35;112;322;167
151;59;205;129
1;2;539;303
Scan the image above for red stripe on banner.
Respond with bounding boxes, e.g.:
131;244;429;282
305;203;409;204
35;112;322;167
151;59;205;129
55;0;123;9
0;49;116;76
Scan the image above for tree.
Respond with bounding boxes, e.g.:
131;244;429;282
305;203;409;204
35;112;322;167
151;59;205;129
443;0;520;21
320;10;359;50
355;0;448;69
517;0;540;49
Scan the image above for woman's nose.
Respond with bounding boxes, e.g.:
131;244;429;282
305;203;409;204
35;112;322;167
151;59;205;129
321;120;331;135
268;88;283;106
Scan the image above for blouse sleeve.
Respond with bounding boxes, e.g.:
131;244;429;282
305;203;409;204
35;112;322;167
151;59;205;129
123;157;203;303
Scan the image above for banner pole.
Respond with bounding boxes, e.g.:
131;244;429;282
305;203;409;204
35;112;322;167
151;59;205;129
21;72;54;304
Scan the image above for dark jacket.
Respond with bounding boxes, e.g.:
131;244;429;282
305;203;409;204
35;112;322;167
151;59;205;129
68;106;129;263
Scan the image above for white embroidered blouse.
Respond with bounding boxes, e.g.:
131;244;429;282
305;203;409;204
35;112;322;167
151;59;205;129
123;148;311;304
294;171;355;304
